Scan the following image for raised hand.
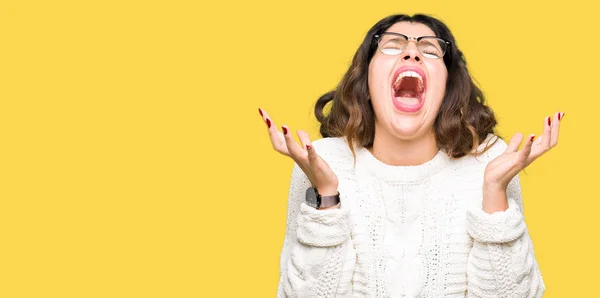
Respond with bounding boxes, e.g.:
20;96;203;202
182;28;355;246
482;112;564;212
259;108;338;195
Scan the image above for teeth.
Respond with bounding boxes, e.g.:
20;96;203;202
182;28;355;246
393;70;424;89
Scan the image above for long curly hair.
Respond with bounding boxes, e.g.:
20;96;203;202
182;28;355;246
314;14;498;160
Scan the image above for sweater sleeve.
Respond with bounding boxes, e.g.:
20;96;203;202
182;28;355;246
466;175;546;298
276;163;356;298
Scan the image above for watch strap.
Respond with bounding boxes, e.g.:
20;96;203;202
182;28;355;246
319;193;340;208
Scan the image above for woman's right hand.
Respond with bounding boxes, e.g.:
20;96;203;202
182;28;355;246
259;108;338;196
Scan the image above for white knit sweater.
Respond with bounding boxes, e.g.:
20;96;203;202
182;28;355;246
277;135;545;298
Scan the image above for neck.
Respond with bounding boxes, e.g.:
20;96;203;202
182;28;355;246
369;128;439;166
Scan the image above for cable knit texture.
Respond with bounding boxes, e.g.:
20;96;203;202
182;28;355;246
277;135;545;298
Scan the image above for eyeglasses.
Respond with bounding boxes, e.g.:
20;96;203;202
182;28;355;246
374;32;451;59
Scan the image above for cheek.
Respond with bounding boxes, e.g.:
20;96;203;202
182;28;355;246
369;58;394;92
427;63;448;96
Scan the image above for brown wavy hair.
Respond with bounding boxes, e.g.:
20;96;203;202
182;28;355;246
314;14;498;160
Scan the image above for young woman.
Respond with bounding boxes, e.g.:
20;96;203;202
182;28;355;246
259;14;560;297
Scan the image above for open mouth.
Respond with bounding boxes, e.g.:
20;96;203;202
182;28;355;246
393;71;425;102
391;69;426;112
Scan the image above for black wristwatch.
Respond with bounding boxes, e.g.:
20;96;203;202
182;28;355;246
305;187;340;209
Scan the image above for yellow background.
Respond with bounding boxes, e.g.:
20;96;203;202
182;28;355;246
1;0;598;297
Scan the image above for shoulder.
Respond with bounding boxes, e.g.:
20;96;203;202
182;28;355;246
442;134;508;179
462;133;508;164
311;137;356;166
312;137;352;154
476;133;508;157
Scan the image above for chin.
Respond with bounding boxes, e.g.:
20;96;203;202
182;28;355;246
390;120;426;139
382;102;437;139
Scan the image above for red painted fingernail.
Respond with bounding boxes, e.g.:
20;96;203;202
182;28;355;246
282;126;288;135
306;144;312;150
547;117;551;126
530;135;535;142
258;108;263;117
266;118;271;128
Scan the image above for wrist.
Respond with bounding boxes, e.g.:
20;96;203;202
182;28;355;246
317;186;338;196
482;183;508;214
305;186;340;209
483;180;506;193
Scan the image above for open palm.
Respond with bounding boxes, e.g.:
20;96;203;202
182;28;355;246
484;112;564;190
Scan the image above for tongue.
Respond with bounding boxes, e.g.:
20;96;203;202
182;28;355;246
396;96;420;105
396;90;420;105
397;89;418;98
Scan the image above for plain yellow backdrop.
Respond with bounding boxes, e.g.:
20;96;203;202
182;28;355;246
1;0;598;297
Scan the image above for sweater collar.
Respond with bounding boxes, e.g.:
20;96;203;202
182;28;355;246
356;146;452;183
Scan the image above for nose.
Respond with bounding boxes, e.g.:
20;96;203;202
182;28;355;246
401;42;422;62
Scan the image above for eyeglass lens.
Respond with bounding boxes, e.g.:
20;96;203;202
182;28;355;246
378;34;446;59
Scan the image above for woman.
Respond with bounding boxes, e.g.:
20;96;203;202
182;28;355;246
259;14;560;297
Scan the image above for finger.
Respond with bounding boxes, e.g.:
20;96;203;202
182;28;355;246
505;133;524;153
550;112;563;148
258;107;270;121
260;109;281;144
260;109;288;155
258;108;272;129
523;134;536;165
531;116;551;156
297;130;319;165
269;129;289;156
296;130;312;149
282;125;306;161
521;133;535;158
541;115;552;150
259;108;276;130
258;107;264;119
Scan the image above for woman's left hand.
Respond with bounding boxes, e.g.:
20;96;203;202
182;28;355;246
482;112;564;212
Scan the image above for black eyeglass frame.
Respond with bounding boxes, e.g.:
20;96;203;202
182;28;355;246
373;32;452;59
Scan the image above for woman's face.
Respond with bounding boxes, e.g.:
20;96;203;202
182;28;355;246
368;21;448;141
